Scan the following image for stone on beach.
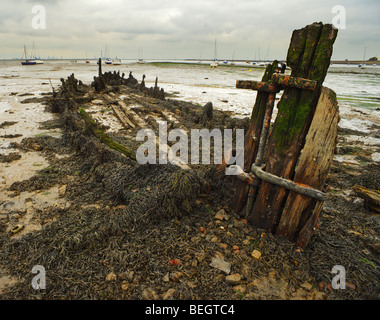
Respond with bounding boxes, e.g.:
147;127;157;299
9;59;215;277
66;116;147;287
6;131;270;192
209;257;231;274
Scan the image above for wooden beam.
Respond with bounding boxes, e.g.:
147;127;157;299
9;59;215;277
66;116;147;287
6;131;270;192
276;87;339;244
249;23;338;233
234;61;281;215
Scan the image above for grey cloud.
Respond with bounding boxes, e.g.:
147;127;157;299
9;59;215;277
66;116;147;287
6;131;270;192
0;0;379;60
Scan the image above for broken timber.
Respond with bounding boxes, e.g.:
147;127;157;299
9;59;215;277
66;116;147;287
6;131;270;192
353;185;380;214
78;107;136;160
234;22;339;248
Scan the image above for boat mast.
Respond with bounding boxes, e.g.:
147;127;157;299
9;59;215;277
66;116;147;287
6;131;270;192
23;45;28;60
363;47;366;65
214;38;217;61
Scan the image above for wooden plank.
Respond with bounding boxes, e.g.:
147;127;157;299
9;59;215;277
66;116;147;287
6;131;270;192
118;100;147;128
353;185;380;214
234;61;280;216
276;86;339;243
249;23;338;232
111;105;135;129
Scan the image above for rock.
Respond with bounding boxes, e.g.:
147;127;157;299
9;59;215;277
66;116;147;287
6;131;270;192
214;251;225;260
209;257;231;274
233;285;246;294
301;282;313;291
214;209;229;221
105;272;117;281
195;252;206;263
31;143;43;151
218;243;228;250
162;273;170;282
210;236;219;243
162;288;176;300
233;219;245;229
191;236;200;243
225;273;241;285
251;250;262;260
170;272;184;283
58;185;67;197
121;281;129;291
187;281;197;289
142;288;159;300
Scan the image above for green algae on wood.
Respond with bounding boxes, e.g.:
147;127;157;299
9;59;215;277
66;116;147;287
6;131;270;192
246;23;338;237
234;61;280;215
78;107;136;160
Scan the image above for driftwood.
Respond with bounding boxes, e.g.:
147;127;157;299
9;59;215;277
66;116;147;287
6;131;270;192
353;185;380;214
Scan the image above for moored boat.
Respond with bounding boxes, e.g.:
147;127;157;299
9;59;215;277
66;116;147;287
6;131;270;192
112;57;121;65
21;45;37;66
21;59;37;65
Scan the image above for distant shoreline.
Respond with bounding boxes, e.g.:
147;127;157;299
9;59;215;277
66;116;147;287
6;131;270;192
1;58;378;65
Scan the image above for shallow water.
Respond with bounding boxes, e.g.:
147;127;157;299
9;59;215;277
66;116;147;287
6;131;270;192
1;59;380;142
1;59;379;113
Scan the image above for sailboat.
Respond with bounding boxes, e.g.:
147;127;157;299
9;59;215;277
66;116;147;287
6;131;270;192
359;47;366;69
197;50;202;64
85;50;90;63
21;45;37;65
210;39;218;67
30;41;44;64
113;56;121;65
223;51;235;65
104;45;112;64
137;47;145;64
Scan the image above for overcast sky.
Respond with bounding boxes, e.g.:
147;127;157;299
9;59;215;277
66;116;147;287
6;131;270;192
1;0;379;60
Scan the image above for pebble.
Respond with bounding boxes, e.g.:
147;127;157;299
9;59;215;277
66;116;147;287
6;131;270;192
121;281;129;291
58;185;67;197
105;272;117;281
209;257;231;274
214;209;229;221
233;285;246;294
225;273;241;285
301;282;313;291
251;250;262;259
195;252;206;263
170;272;184;283
210;236;219;243
218;243;228;250
162;273;170;282
162;288;176;300
142;288;159;300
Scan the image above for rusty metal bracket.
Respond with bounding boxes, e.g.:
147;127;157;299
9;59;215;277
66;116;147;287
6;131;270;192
236;73;318;92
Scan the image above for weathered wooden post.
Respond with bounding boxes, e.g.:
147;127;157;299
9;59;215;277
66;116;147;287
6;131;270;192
235;22;339;248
